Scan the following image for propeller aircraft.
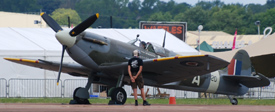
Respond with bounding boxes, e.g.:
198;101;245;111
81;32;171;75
4;13;269;105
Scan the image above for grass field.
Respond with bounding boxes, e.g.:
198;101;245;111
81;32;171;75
0;98;275;105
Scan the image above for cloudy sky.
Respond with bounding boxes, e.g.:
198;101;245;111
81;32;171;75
161;0;266;6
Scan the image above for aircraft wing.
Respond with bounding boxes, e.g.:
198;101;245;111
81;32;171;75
4;58;91;77
100;55;229;84
223;73;270;87
5;55;229;85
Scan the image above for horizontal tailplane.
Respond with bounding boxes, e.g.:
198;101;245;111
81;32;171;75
223;73;270;87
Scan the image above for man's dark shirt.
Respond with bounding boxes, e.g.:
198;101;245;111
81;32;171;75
128;57;143;73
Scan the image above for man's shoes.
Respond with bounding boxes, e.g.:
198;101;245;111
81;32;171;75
143;100;151;106
135;100;138;106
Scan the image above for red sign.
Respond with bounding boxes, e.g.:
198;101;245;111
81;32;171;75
140;22;186;41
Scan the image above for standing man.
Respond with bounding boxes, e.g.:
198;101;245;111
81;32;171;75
128;50;150;106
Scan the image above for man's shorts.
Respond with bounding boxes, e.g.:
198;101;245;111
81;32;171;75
130;73;144;89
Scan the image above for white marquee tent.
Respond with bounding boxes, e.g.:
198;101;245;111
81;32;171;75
0;27;198;80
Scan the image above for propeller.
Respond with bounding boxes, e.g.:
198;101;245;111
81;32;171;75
40;12;63;32
41;12;99;85
69;13;99;36
162;31;166;48
68;16;71;28
56;45;67;85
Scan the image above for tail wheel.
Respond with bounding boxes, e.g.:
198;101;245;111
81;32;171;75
73;87;90;104
111;87;127;104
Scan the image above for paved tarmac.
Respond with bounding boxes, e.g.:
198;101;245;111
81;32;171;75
0;103;275;112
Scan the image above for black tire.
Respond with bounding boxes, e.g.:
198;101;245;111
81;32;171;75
231;98;238;105
108;87;116;97
111;87;127;104
73;87;90;104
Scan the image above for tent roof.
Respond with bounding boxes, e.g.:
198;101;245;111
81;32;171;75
198;41;214;52
201;33;275;62
0;28;198;56
186;31;262;49
0;28;60;56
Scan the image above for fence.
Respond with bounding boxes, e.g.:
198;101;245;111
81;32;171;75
63;79;88;98
0;78;274;99
0;78;7;98
245;79;275;99
8;79;62;98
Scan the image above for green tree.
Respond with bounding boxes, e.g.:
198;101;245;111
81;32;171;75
140;0;158;15
212;0;225;7
155;0;190;15
0;0;40;12
266;0;275;9
195;0;224;10
174;6;208;30
128;0;141;16
205;5;253;34
75;0;134;28
0;0;267;33
59;0;80;9
246;4;267;14
148;12;172;21
196;1;213;10
37;0;62;14
254;8;275;33
170;3;191;15
157;0;176;13
51;8;81;26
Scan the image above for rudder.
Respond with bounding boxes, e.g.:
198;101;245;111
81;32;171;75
227;50;251;76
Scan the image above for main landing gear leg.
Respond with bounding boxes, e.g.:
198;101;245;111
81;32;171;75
70;75;93;104
108;73;127;105
227;95;238;105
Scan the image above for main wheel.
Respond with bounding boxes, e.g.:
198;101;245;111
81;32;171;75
108;87;116;97
73;87;90;104
231;98;238;105
111;87;127;104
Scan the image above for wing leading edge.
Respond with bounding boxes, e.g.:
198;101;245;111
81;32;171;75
4;58;91;77
5;54;229;85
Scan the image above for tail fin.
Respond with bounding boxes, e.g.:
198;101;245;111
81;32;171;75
227;50;251;76
223;49;270;88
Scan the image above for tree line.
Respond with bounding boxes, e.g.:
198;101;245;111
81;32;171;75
1;0;275;35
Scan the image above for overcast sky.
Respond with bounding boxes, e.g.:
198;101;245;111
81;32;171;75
162;0;266;6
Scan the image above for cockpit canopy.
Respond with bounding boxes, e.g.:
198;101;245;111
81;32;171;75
145;42;166;56
128;39;166;57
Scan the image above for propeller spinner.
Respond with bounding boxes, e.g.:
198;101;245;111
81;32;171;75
41;12;99;85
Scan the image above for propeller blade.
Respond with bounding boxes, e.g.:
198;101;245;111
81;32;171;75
69;13;99;36
68;16;71;28
41;12;63;32
57;45;67;86
162;31;166;47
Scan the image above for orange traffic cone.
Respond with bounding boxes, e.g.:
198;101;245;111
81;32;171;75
169;90;176;104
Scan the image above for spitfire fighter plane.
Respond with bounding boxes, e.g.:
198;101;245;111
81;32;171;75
4;13;269;105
